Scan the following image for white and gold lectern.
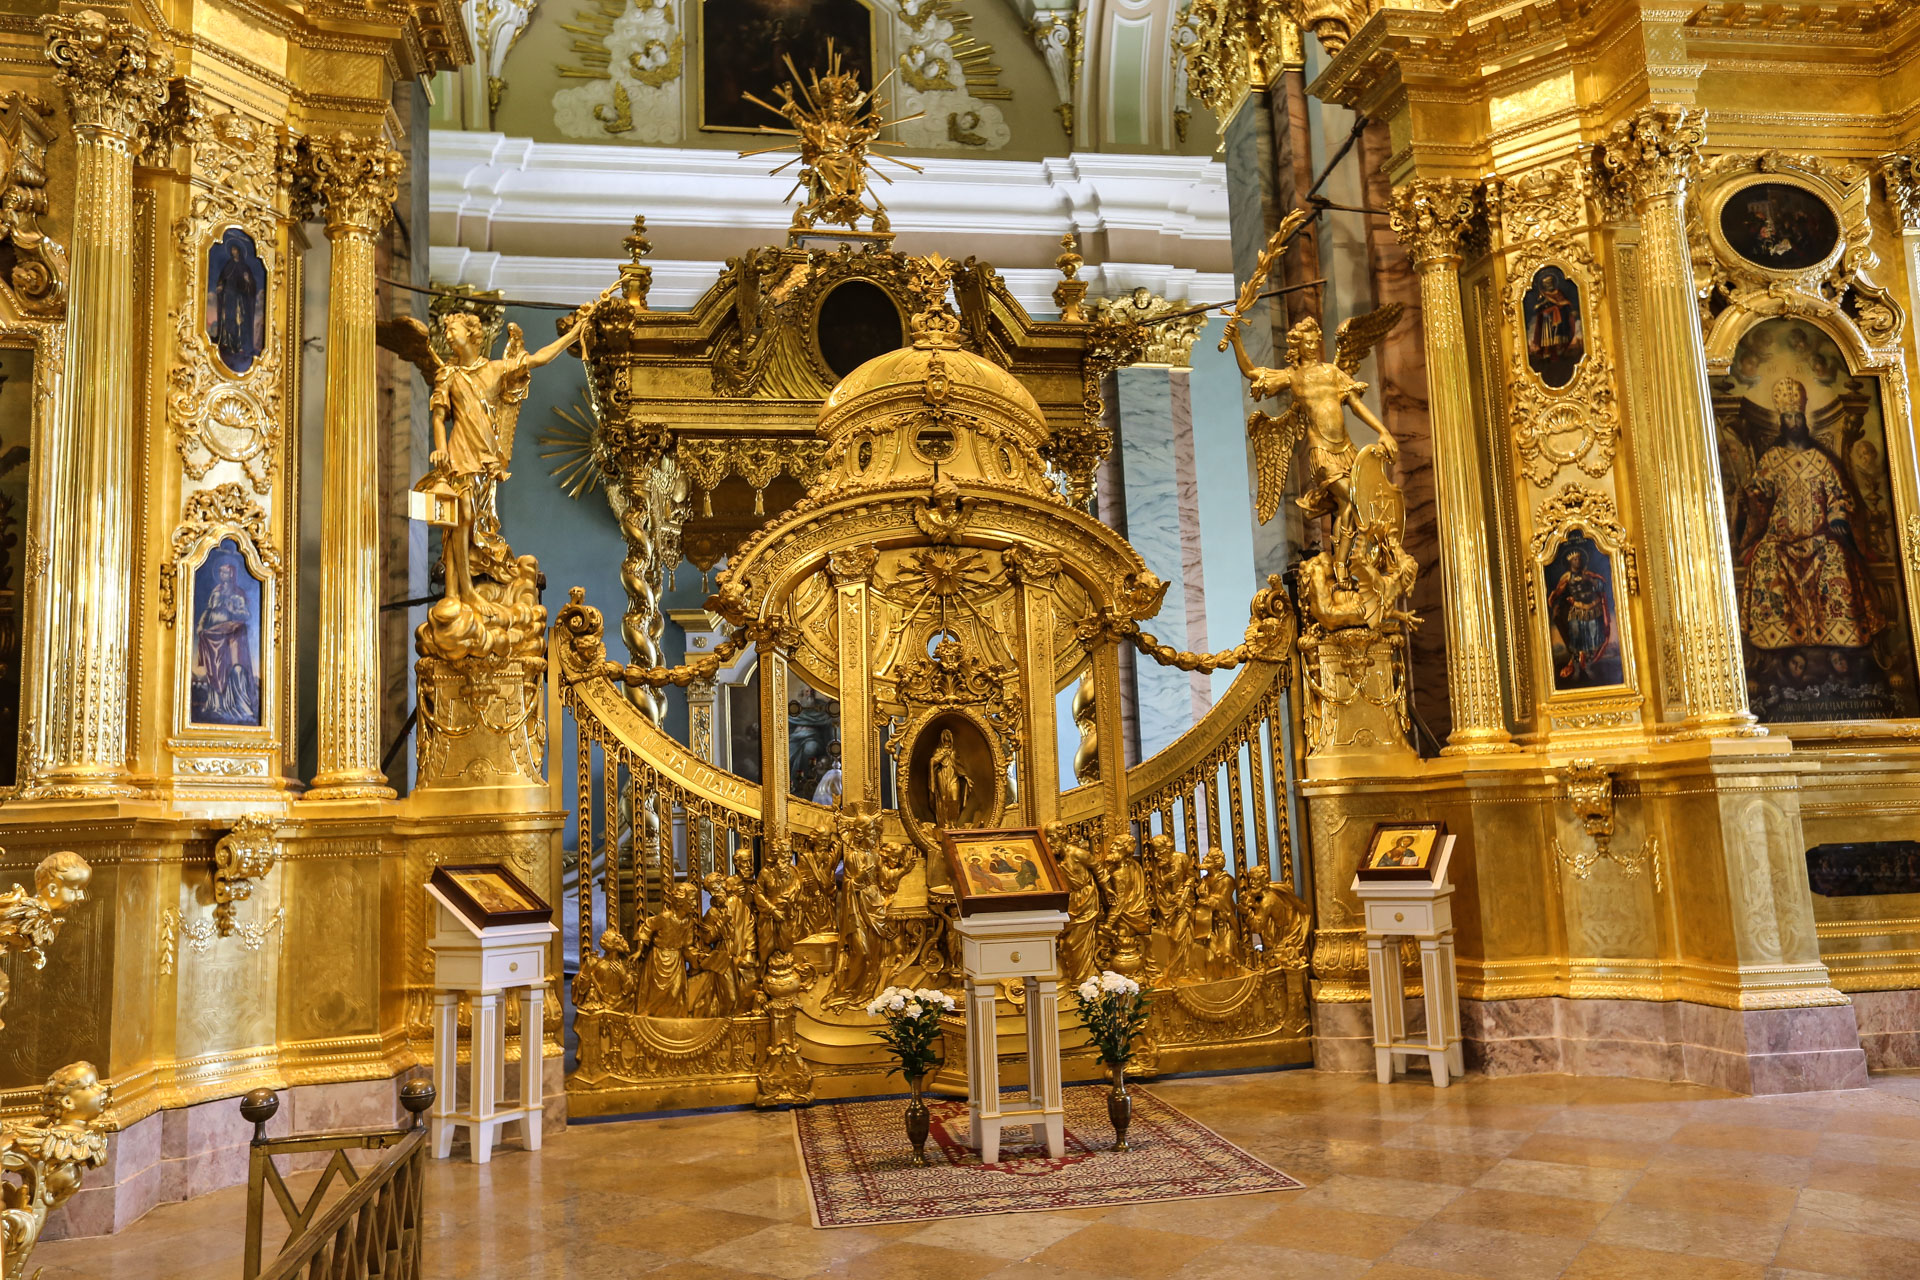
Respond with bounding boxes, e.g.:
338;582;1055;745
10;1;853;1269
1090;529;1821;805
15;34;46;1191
953;909;1069;1162
1353;835;1464;1087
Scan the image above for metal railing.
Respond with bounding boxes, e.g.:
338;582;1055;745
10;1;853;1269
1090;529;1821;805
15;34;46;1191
241;1080;435;1280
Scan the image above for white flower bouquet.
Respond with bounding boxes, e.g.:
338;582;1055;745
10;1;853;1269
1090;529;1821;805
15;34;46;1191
1074;970;1150;1068
864;985;957;1079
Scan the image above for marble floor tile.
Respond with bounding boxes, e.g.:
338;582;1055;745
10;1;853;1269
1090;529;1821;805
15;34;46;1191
29;1067;1920;1280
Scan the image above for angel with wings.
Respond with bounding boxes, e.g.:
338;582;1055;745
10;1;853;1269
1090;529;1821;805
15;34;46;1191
1220;216;1405;579
385;310;584;613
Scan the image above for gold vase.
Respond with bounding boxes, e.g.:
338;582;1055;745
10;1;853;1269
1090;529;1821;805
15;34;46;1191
905;1072;931;1166
1106;1062;1132;1152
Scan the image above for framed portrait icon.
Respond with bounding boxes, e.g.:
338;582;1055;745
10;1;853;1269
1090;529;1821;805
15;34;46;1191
940;827;1070;917
429;864;553;928
1358;822;1447;883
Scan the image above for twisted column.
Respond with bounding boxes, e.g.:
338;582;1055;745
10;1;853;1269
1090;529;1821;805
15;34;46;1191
301;131;403;799
1599;107;1755;735
1389;179;1516;755
32;10;170;795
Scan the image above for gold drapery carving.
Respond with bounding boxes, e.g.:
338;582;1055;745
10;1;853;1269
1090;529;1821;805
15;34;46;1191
1390;178;1515;754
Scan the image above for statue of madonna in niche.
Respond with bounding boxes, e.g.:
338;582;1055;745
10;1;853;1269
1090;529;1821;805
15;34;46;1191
190;539;262;727
206;227;267;375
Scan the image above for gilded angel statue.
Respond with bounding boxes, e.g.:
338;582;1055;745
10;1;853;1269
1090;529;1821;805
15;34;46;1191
1220;213;1416;635
381;308;585;659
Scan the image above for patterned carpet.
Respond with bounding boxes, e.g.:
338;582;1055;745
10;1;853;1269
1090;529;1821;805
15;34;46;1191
793;1083;1303;1227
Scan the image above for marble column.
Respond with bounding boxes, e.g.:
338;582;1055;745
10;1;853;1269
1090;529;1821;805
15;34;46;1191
1115;365;1203;757
1388;180;1516;755
302;131;404;800
33;10;171;796
1598;107;1755;736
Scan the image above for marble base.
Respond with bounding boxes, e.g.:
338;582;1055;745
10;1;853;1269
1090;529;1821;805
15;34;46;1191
1849;988;1920;1070
1315;996;1871;1094
43;1055;568;1241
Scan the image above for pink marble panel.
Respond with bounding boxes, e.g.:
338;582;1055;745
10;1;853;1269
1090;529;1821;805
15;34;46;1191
1746;1047;1870;1096
1741;1005;1863;1056
1848;988;1920;1034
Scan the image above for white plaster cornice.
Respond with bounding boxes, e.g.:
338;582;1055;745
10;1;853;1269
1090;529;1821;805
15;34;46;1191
428;131;1233;302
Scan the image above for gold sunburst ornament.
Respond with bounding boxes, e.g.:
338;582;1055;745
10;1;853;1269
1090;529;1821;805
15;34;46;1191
539;402;602;499
739;44;925;238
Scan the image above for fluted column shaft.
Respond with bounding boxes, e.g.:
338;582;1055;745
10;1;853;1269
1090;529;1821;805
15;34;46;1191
36;10;171;794
303;132;403;799
1601;108;1755;734
1390;180;1515;755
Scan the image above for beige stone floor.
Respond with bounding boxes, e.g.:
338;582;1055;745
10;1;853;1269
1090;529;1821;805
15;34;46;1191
32;1068;1920;1280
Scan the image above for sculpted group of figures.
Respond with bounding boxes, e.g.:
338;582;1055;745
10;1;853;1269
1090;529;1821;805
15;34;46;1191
571;806;1313;1023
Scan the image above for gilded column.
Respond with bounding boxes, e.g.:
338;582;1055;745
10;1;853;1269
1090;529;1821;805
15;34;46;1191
1388;179;1515;755
1007;549;1061;826
1599;107;1755;735
300;131;404;799
34;10;170;795
826;547;877;809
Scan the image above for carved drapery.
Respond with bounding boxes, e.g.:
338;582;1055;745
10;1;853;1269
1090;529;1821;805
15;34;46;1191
1388;178;1515;754
298;131;404;799
32;10;172;796
1598;106;1757;736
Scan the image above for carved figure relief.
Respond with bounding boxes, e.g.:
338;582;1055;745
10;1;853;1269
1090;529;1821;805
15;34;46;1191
1715;317;1919;723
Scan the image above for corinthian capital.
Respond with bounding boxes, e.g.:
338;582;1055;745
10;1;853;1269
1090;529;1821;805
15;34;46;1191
1882;147;1920;234
42;9;172;143
295;130;403;237
1388;178;1479;271
1598;104;1706;208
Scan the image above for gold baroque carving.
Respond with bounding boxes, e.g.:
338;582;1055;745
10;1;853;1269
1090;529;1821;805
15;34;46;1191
1597;104;1705;210
211;815;279;937
158;482;281;626
1882;146;1920;234
0;1061;113;1280
1389;178;1479;269
159;904;284;976
0;849;90;1029
169;112;285;491
292;130;403;237
42;8;173;144
0;94;66;315
1504;236;1620;486
1530;483;1638;594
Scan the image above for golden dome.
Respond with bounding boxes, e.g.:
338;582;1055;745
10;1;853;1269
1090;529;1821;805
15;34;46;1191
817;324;1055;495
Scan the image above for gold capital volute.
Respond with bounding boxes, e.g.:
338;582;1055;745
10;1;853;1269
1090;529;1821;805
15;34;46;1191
42;8;172;144
1388;178;1478;272
296;130;404;238
1881;147;1920;235
1598;104;1706;210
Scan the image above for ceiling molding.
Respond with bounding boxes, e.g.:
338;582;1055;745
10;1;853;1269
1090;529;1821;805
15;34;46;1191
428;130;1233;276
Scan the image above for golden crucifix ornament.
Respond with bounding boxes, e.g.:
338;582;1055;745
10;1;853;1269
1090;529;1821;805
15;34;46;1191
739;44;924;236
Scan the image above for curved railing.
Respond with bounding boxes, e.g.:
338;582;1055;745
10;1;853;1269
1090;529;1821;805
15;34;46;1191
556;586;1300;944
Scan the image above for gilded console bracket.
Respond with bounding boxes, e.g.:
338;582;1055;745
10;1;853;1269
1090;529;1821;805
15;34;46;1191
211;816;279;937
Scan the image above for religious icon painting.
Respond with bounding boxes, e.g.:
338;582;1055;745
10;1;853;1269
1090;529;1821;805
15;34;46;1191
188;537;264;727
1521;265;1585;389
205;227;268;376
1716;317;1920;724
940;827;1069;917
430;863;553;928
1718;182;1841;273
1543;529;1624;692
787;680;841;804
697;0;874;132
1357;821;1445;883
